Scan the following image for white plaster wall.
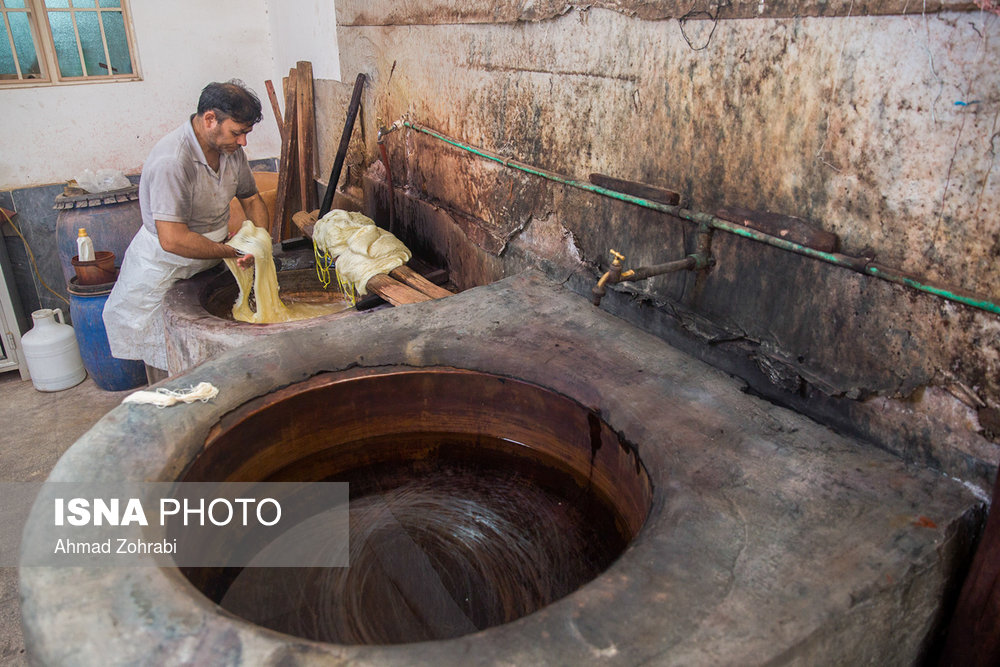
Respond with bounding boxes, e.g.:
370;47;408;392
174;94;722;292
265;0;341;82
2;0;283;189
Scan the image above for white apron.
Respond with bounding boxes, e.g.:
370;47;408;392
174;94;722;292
103;226;227;371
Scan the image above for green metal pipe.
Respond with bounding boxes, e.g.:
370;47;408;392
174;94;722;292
403;121;1000;316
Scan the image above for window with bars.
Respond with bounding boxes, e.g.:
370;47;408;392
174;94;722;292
1;0;139;86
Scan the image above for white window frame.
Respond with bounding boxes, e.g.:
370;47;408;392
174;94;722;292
0;0;141;88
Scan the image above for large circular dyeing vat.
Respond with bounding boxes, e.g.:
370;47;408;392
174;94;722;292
19;331;670;665
181;367;651;645
23;273;968;665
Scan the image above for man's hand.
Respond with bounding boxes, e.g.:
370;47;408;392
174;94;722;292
236;253;255;270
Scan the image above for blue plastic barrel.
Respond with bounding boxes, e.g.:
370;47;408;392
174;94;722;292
67;277;146;391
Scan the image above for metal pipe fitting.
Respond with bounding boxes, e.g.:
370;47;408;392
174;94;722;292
623;257;697;282
377;119;403;144
592;229;714;307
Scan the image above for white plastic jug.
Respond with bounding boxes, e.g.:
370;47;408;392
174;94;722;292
22;308;87;392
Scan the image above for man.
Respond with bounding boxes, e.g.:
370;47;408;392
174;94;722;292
103;80;269;382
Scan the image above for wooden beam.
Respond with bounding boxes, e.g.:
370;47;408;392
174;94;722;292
366;274;433;305
291;209;318;238
389;266;453;299
716;207;839;253
589;173;681;206
295;61;317;216
264;79;284;142
271;68;299;242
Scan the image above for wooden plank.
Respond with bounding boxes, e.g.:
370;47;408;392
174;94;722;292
291;209;318;238
295;61;317;218
366;274;433;305
589;173;681;206
389;266;453;299
264;79;284;142
283;69;300;222
271;68;299;243
716;207;839;253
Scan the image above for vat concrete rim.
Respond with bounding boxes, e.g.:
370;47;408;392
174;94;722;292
20;285;744;665
22;348;736;663
22;271;986;665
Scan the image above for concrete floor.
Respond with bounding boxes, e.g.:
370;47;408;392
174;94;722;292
0;370;137;666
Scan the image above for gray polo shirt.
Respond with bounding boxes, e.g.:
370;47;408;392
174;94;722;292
138;117;257;235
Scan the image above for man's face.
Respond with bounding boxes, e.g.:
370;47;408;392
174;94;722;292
204;112;253;154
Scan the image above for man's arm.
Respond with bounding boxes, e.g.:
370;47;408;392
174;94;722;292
156;220;253;268
237;193;270;231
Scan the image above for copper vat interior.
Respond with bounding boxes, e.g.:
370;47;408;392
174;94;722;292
180;367;652;645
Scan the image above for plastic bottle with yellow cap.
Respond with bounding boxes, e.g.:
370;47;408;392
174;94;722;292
76;228;94;262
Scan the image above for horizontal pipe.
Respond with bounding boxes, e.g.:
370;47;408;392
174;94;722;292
402;121;1000;316
623;257;696;282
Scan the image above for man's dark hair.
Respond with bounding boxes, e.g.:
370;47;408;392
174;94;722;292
197;80;263;125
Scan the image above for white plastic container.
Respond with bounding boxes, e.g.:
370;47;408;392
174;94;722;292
76;228;95;262
22;308;87;391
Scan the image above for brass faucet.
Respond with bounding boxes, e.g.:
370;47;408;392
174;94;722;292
592;249;625;305
592;226;714;306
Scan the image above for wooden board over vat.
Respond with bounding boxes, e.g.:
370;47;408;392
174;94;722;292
292;209;454;306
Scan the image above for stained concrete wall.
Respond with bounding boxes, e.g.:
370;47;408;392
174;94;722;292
319;2;1000;491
